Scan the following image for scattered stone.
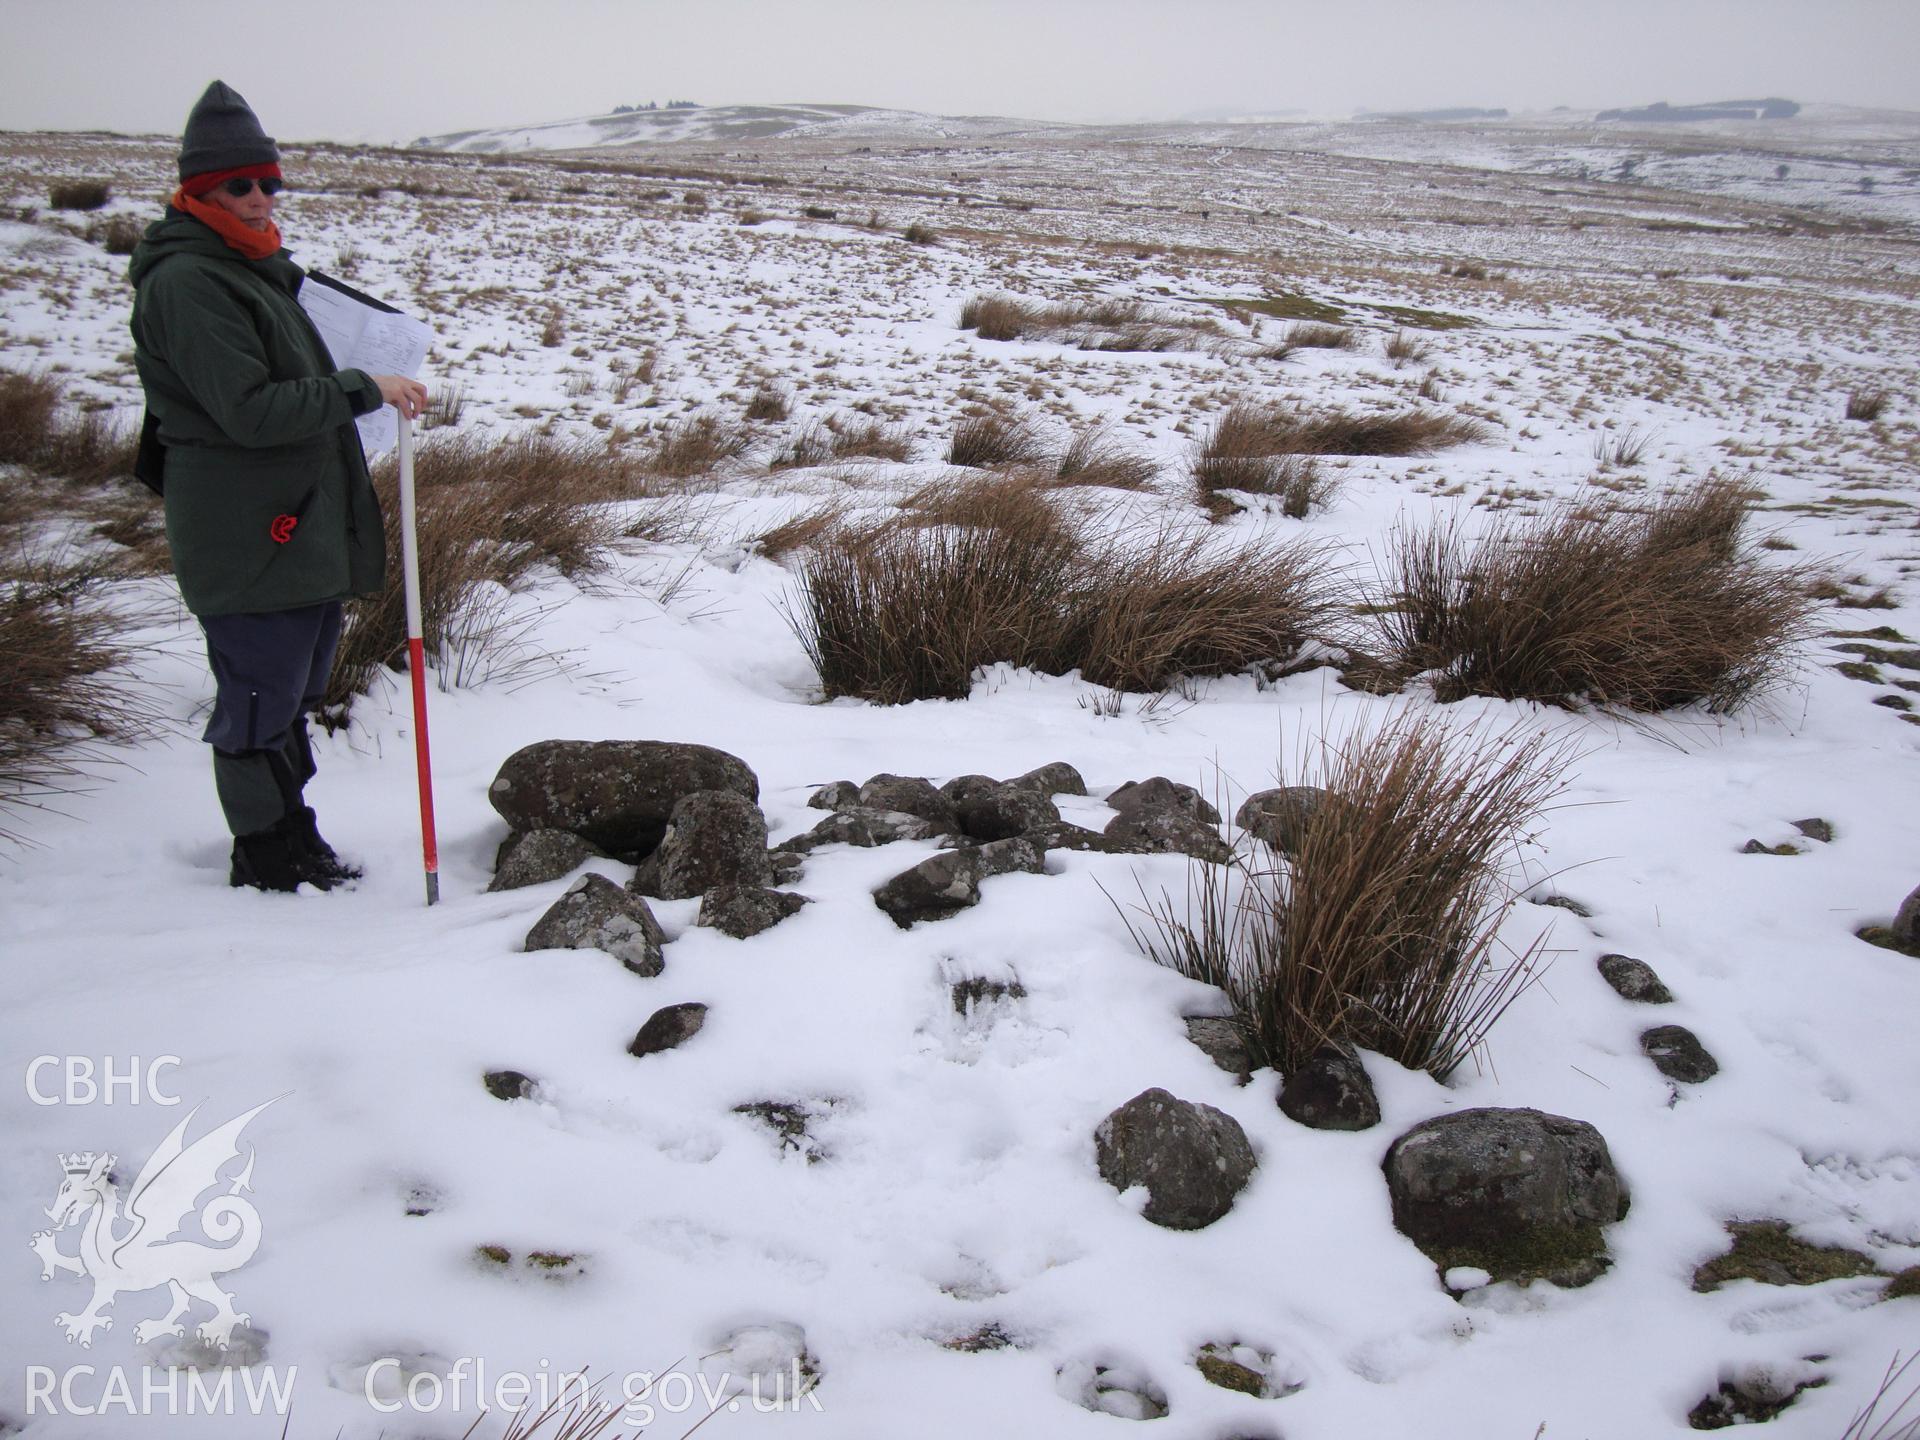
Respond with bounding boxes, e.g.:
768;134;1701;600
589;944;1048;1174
1107;776;1221;824
524;874;667;976
1104;808;1232;863
483;1070;538;1102
952;975;1027;1014
806;780;860;810
943;1322;1016;1353
1194;1342;1302;1400
630;790;773;900
857;773;958;830
488;739;757;858
1533;893;1593;917
1857;923;1920;958
1029;821;1151;855
1383;1107;1630;1288
1056;1359;1169;1421
1184;1015;1255;1083
1741;838;1803;856
1692;1221;1877;1291
734;1100;836;1163
1094;1087;1258;1230
776;806;947;854
1235;786;1327;855
489;829;598;892
1641;1024;1719;1084
1598;953;1674;1004
1893;884;1920;947
1688;1367;1826;1430
628;1002;709;1058
872;837;1045;928
1008;760;1087;797
1277;1043;1381;1131
937;773;1000;806
768;850;803;883
954;782;1059;841
698;884;808;939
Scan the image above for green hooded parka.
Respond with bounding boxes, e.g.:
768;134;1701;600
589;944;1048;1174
128;212;386;617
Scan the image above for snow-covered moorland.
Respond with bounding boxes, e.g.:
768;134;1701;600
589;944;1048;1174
2;111;1919;1438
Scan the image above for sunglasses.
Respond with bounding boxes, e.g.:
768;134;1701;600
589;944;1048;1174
221;177;284;198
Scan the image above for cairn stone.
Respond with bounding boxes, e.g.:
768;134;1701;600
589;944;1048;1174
806;780;860;810
873;838;1046;928
488;740;757;859
955;783;1060;842
1104;809;1232;863
1008;761;1088;797
1235;786;1327;856
1597;954;1674;1004
630;790;773;900
776;807;946;854
857;774;958;831
1641;1024;1719;1084
1107;777;1221;824
1893;883;1920;947
1029;821;1150;855
489;829;598;892
1278;1044;1381;1131
1383;1107;1629;1287
699;884;808;939
1095;1088;1257;1230
524;874;666;976
483;1070;539;1102
938;773;1001;806
1184;1016;1255;1083
627;1002;709;1058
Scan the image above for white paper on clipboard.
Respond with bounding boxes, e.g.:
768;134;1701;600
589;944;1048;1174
300;270;431;459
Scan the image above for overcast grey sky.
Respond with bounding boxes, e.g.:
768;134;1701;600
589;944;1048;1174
4;0;1918;144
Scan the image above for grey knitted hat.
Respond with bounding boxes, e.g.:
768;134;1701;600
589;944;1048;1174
177;81;279;181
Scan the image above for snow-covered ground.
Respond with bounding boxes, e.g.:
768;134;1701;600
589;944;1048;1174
2;118;1919;1439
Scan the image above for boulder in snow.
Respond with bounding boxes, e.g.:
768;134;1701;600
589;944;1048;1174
628;1002;709;1058
488;739;758;858
872;837;1045;928
524;873;667;976
699;883;809;939
1277;1043;1380;1131
630;789;773;899
489;828;599;892
1094;1087;1257;1230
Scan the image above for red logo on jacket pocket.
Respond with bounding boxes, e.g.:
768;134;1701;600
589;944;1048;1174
269;514;299;544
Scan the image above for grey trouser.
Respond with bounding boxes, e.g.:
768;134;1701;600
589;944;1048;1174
198;602;343;836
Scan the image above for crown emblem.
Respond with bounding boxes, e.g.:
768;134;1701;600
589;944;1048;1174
59;1152;108;1175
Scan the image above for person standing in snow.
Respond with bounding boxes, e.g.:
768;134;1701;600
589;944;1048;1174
128;80;427;893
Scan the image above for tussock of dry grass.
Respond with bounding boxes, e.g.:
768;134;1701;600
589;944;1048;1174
1050;423;1160;490
1127;712;1569;1079
326;432;662;709
752;501;853;562
772;415;914;470
960;292;1224;353
48;180;110;211
1;544;158;840
1375;476;1812;712
646;413;751;477
788;488;1336;702
1286;322;1358;351
0;369;138;487
947;408;1054;468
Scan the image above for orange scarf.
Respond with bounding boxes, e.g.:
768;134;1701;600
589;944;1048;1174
171;186;282;261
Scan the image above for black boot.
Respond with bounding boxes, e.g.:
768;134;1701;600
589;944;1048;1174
288;804;362;885
230;815;328;893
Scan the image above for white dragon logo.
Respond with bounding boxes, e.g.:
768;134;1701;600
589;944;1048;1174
28;1099;277;1350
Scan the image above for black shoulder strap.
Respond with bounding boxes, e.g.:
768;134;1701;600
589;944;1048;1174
133;409;166;496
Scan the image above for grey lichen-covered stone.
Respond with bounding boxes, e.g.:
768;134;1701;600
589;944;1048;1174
1383;1107;1630;1288
872;838;1046;928
776;806;946;854
954;782;1060;841
489;829;599;892
1278;1043;1381;1131
1104;809;1232;863
1007;761;1088;797
1893;883;1920;947
1030;821;1151;855
952;975;1027;1014
1107;776;1221;824
524;873;666;976
1791;817;1834;843
1235;786;1327;855
698;884;809;939
627;1002;709;1058
1641;1024;1719;1084
857;773;958;830
483;1069;539;1102
806;780;860;810
938;773;1001;806
1184;1016;1255;1083
488;740;758;858
1598;953;1674;1004
768;850;803;884
1094;1087;1258;1230
630;789;773;900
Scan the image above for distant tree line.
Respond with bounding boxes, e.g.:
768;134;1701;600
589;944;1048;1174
611;101;701;114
